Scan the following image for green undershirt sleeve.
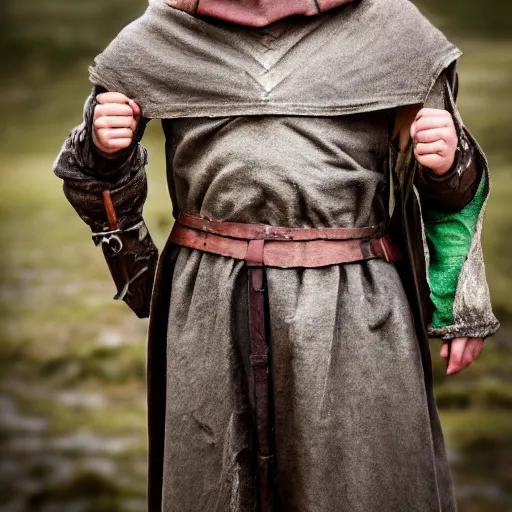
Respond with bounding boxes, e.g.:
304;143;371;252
425;175;486;328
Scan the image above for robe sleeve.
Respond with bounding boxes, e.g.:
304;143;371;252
418;72;499;340
415;73;482;213
53;87;158;318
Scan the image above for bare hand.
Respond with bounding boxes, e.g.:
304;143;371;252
93;92;141;157
410;108;458;175
440;337;484;375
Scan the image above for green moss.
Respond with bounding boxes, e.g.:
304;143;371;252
15;391;146;439
457;498;512;512
477;382;512;409
441;410;512;493
436;387;473;410
27;471;131;512
436;381;512;411
441;410;512;450
415;0;512;40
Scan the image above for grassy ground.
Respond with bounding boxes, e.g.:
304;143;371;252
0;141;166;512
0;1;511;510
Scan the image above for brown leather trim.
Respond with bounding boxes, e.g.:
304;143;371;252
170;223;401;268
178;213;381;241
169;215;400;512
102;190;119;230
247;239;265;267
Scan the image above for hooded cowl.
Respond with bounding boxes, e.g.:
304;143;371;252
165;0;356;26
89;0;461;119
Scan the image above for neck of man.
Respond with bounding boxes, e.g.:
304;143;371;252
165;0;356;27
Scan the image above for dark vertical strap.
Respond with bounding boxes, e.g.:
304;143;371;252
247;240;275;512
146;244;177;512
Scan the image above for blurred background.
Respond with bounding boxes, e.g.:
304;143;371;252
0;1;511;511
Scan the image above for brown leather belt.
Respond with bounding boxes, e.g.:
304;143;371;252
178;212;380;241
169;213;401;512
171;213;401;268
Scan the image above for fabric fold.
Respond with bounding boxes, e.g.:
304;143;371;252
89;0;461;119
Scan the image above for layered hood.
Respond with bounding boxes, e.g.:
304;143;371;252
165;0;356;26
90;0;461;120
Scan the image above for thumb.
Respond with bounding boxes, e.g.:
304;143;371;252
128;99;141;121
447;337;468;375
410;119;417;141
440;342;450;359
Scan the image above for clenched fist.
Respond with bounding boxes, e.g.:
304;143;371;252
410;108;458;175
93;92;141;157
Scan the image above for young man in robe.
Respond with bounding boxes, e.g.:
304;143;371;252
54;0;499;510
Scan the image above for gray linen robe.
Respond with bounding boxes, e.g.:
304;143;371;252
53;1;498;510
56;92;468;512
156;110;455;512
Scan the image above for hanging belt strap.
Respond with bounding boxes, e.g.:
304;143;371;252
246;240;275;512
169;213;402;512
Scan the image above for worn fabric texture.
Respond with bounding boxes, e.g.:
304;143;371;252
156;111;455;511
162;252;454;511
53;91;149;233
89;0;461;118
426;177;486;329
52;1;499;510
53;92;159;316
86;0;498;338
54;97;468;510
420;77;499;339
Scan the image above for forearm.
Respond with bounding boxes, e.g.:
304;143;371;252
53;87;149;231
53;88;157;318
414;71;482;213
416;129;482;213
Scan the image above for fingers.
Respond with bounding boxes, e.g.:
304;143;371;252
415;140;447;156
93;93;140;155
95;128;134;140
447;337;468;375
102;138;134;150
466;337;484;362
414;126;454;144
440;342;450;359
413;152;445;171
415;108;453;122
410;108;457;175
473;338;484;360
92;129;133;153
411;117;452;140
410;108;455;143
128;99;141;120
94;103;134;119
447;337;485;375
95;93;140;124
94;115;138;131
96;92;133;105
